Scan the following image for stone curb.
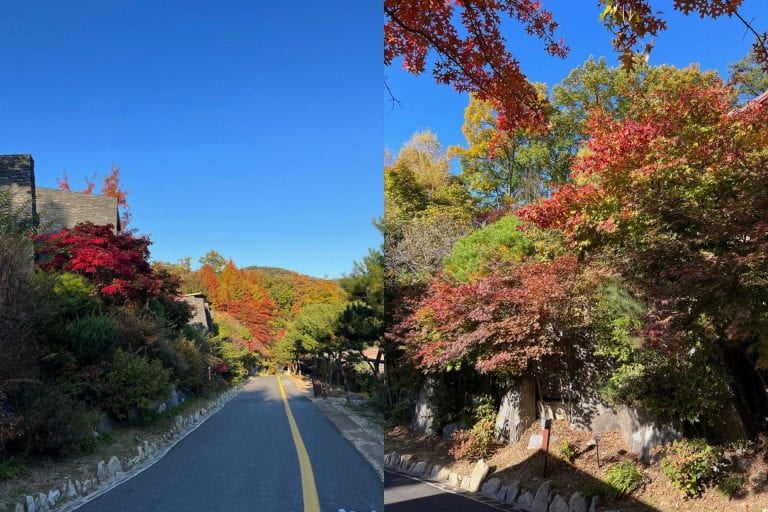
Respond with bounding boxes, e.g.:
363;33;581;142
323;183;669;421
384;451;604;512
385;468;521;512
9;381;247;512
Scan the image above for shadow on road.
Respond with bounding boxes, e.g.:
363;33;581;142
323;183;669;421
386;449;664;511
489;450;661;511
385;471;504;512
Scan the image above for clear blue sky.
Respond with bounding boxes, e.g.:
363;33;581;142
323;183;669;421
385;0;766;160
0;1;381;279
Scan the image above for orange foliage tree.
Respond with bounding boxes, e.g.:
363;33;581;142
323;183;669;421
197;264;219;300
201;261;276;350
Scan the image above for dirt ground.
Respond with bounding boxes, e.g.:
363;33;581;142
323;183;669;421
385;421;768;512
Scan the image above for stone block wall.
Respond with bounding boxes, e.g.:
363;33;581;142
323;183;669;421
495;374;680;462
0;154;121;233
0;154;36;218
181;294;213;332
36;188;119;232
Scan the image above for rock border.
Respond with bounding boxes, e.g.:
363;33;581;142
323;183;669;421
384;451;606;512
7;383;246;512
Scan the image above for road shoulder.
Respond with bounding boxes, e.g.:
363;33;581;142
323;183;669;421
283;374;384;481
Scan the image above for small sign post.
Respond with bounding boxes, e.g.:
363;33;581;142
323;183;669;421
594;434;602;468
541;418;552;477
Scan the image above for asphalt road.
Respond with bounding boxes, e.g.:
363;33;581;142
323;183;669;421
75;376;383;512
384;471;512;512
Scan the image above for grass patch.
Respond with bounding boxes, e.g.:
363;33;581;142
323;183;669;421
342;400;385;429
559;440;577;464
0;458;24;481
717;473;745;499
583;481;615;500
604;461;644;499
96;430;116;445
129;395;205;428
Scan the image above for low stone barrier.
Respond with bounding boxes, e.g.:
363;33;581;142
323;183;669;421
8;385;243;512
384;451;610;512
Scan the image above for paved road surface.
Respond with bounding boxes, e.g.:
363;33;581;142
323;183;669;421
384;471;515;512
76;376;382;512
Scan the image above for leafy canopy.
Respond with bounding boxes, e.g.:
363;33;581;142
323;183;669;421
35;222;163;305
386;0;767;132
443;215;533;282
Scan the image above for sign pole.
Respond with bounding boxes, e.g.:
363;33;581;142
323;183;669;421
594;434;602;469
541;419;552;477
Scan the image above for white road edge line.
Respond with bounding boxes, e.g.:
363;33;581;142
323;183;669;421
384;470;518;512
57;380;249;512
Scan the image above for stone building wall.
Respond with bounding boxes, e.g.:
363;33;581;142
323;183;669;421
36;188;119;232
0;154;36;218
0;154;120;232
181;294;213;332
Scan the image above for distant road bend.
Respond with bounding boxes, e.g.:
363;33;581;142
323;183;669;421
73;376;383;512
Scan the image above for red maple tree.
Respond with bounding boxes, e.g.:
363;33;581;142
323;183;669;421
385;0;767;132
35;222;163;304
385;0;567;132
403;255;584;374
520;80;768;351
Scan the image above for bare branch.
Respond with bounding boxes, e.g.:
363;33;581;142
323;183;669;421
384;77;402;113
734;10;768;71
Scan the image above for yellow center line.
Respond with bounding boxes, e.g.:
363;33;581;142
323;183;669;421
277;375;321;512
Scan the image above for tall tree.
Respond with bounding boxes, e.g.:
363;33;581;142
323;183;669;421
384;131;474;282
197;264;219;300
551;58;723;147
599;0;767;71
385;0;568;131
199;250;227;273
520;74;768;427
214;261;276;349
729;48;768;104
339;249;385;374
285;302;345;356
100;166;131;228
450;91;570;209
